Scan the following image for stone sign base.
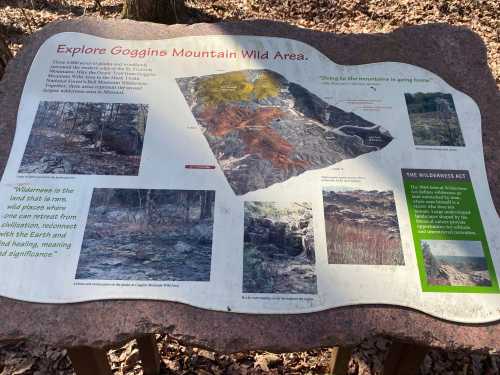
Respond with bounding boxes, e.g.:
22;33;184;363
0;19;499;356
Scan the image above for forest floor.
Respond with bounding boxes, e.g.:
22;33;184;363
1;0;500;374
77;212;213;281
1;334;500;375
19;127;142;175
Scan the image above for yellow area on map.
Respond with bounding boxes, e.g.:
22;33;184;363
198;71;281;105
253;72;280;99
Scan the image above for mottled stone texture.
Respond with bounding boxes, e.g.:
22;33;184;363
0;19;499;352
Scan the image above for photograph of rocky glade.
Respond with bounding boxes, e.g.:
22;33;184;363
177;69;393;195
422;240;492;287
75;188;215;281
322;188;404;265
404;92;465;147
19;101;148;175
243;201;317;294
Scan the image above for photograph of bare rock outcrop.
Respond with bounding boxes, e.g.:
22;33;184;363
177;69;394;195
405;92;465;146
243;201;317;294
19;101;148;175
422;240;492;287
322;188;404;265
75;188;215;281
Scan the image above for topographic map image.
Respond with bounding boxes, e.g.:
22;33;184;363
177;69;394;195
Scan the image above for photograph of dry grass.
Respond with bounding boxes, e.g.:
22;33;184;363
19;101;148;175
75;188;215;281
243;201;317;294
322;188;404;265
422;240;492;287
405;92;465;147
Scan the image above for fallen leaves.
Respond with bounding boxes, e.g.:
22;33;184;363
1;335;500;374
188;0;500;89
0;0;498;87
253;352;282;371
0;340;72;375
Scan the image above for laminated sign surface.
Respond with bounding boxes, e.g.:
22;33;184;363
0;32;499;323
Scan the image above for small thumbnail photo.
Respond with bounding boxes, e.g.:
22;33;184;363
323;188;404;265
19;101;148;175
404;92;465;147
422;240;492;287
243;201;317;294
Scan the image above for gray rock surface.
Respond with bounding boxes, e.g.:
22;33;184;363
0;18;499;352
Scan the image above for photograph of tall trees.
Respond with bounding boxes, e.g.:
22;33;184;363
19;101;148;175
75;188;215;281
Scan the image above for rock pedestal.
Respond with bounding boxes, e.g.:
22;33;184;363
0;18;499;352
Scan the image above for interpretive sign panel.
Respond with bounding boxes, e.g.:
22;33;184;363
0;32;498;323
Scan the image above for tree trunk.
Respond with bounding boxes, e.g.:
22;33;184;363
0;33;12;81
145;189;152;225
200;191;213;220
122;0;186;23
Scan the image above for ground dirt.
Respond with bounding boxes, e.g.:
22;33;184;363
1;335;500;375
0;0;499;374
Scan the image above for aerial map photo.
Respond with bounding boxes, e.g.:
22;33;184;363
177;69;394;195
